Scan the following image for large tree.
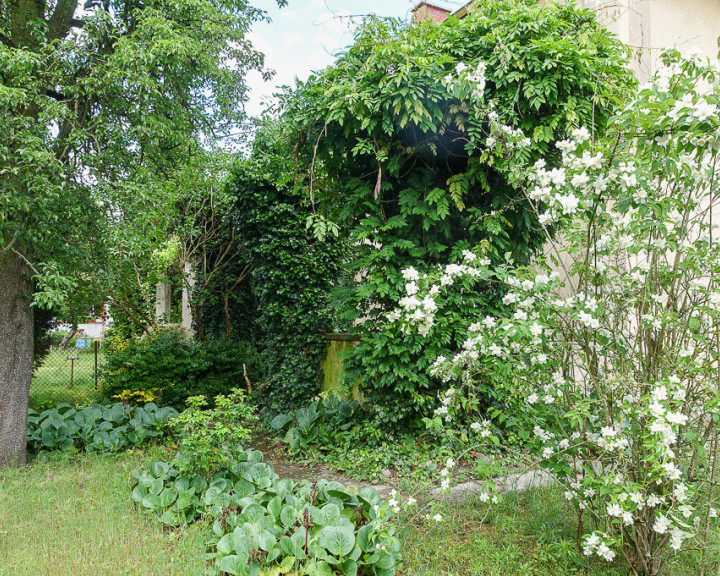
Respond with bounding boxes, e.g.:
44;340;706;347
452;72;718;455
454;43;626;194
0;0;279;467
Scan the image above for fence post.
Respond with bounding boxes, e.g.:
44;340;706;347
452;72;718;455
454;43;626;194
94;340;99;392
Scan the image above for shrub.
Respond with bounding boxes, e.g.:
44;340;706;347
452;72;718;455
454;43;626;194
102;328;264;410
270;396;451;482
270;396;360;458
26;402;177;454
170;389;258;477
201;154;349;413
399;49;720;576
284;0;635;427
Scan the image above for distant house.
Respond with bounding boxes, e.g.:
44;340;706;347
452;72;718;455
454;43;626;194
411;2;451;23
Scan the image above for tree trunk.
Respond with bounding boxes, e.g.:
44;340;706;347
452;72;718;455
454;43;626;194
0;250;34;468
58;322;76;350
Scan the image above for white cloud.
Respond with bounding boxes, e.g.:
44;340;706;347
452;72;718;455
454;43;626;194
283;31;306;46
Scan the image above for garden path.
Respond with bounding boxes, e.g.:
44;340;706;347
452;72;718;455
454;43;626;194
249;433;553;503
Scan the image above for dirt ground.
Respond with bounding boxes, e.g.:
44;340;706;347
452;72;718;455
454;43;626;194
248;432;395;498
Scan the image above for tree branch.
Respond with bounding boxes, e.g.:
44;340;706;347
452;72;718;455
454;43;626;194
47;0;81;41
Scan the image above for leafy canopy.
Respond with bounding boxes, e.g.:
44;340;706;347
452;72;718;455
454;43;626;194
281;0;635;427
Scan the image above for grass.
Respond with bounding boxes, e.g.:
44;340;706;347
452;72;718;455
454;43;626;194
30;349;105;410
0;449;207;576
2;450;718;576
399;487;720;576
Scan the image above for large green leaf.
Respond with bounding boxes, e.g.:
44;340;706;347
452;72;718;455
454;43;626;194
318;525;355;557
217;554;248;576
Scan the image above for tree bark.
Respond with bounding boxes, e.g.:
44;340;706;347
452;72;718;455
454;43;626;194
0;250;34;468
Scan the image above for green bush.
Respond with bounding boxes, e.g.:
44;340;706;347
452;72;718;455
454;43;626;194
132;448;401;576
270;397;360;458
26;402;178;454
170;389;258;477
101;328;264;410
271;397;449;482
199;154;349;414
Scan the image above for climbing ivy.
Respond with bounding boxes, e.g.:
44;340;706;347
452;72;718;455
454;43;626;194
201;126;349;412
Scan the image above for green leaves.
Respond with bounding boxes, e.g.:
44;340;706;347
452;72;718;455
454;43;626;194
319;525;356;557
132;450;397;576
280;0;634;427
26;402;178;454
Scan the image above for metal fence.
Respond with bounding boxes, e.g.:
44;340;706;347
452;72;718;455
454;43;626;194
30;339;104;409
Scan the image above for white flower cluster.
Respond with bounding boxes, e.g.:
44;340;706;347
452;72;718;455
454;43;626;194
582;532;616;561
445;60;487;100
381;488;417;518
484;109;532;150
439;457;455;491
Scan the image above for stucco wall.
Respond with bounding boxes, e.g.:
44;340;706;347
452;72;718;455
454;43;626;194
576;0;719;78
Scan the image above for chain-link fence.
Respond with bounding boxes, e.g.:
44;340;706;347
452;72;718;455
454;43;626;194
30;339;104;409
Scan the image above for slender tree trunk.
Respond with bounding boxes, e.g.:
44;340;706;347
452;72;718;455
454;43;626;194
58;321;76;350
0;250;34;468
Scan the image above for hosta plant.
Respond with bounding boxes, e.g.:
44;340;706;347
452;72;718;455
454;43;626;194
132;448;402;575
26;402;177;454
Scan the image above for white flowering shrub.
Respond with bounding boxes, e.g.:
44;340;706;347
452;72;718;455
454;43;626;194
394;49;720;576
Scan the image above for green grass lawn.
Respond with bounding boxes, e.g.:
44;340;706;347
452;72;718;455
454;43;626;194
2;450;718;576
0;450;207;576
30;349;105;410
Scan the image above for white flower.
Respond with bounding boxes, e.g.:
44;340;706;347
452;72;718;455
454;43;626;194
622;511;634;525
422;296;437;313
556;139;577;154
607;503;623;517
402;267;420;281
666;412;688;426
407;497;417;505
482;316;496;328
556;193;579;215
542;447;554;459
470;421;483;432
646;494;663;507
597;543;616;561
527;393;539;405
502;292;519;305
663;462;682;480
653;515;671;534
674;483;688;502
455;62;467;75
572;127;591;143
585;533;600;549
433;513;443;522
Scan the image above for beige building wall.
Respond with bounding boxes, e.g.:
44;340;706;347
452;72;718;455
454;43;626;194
575;0;719;78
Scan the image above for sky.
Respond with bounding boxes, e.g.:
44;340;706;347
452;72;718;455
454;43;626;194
244;0;459;117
